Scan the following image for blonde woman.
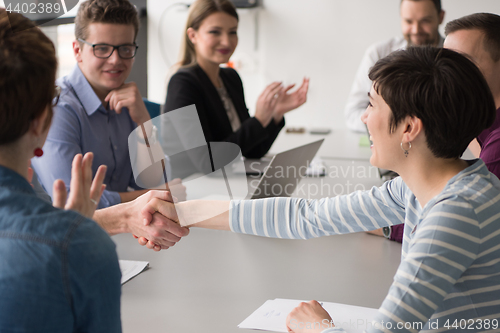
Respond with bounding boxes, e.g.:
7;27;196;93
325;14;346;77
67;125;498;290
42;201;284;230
164;0;309;159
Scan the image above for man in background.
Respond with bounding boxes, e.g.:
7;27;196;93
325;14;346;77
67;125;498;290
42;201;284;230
344;0;445;132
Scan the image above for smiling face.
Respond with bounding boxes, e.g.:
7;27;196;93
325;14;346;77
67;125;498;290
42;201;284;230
74;23;135;100
400;0;444;46
361;85;403;170
188;12;238;68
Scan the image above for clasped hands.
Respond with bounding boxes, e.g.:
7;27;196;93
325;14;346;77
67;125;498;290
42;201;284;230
255;77;310;128
29;152;189;252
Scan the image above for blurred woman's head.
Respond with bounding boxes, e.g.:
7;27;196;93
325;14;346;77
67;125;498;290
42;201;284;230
178;0;238;69
0;9;57;147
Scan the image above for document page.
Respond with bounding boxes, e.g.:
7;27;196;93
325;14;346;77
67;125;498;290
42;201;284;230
238;298;379;333
119;260;149;285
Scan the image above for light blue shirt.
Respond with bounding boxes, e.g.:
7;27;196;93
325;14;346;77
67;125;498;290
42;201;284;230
230;160;500;332
344;35;444;132
32;65;141;208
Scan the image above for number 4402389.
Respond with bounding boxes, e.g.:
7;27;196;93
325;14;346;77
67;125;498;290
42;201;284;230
5;2;62;14
444;319;498;330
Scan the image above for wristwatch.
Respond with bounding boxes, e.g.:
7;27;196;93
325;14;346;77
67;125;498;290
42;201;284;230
382;226;392;239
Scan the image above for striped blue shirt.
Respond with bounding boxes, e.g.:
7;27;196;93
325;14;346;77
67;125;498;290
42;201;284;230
230;159;500;332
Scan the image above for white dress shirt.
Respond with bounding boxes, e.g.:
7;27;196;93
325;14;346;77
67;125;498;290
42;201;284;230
344;36;444;132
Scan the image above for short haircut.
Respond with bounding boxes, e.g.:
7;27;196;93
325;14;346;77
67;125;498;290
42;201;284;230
0;9;57;145
369;46;496;159
445;13;500;62
75;0;140;42
401;0;442;14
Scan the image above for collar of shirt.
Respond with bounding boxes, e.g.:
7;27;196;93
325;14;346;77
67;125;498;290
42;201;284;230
0;165;35;196
67;65;108;117
418;158;485;214
478;107;500;146
403;34;445;49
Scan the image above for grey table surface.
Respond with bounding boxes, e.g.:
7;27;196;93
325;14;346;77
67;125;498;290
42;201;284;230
116;229;401;333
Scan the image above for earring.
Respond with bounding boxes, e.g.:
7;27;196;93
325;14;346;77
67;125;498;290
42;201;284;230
34;147;44;157
33;138;43;157
400;141;411;157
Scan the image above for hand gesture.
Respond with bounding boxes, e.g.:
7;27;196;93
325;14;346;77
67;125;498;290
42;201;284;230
286;300;333;333
255;82;284;128
274;77;309;122
129;190;188;251
52;153;107;219
104;82;151;125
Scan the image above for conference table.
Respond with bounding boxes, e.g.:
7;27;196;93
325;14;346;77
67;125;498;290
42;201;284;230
114;129;403;333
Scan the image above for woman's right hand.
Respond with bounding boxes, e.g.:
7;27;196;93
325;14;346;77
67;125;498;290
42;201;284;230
52;152;107;219
255;82;283;128
286;300;333;333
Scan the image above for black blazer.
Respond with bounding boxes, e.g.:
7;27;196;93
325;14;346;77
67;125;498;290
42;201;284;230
164;64;284;159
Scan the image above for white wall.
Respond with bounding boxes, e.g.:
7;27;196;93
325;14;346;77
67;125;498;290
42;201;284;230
147;0;500;130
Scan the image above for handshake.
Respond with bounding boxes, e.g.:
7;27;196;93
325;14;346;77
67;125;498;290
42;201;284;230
130;189;189;252
41;106;247;251
30;152;189;252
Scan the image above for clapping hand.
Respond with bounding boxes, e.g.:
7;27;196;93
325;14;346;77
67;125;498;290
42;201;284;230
274;77;310;122
52;152;107;219
255;81;285;127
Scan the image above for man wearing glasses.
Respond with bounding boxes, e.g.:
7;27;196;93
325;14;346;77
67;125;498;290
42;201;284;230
33;0;154;209
32;0;190;252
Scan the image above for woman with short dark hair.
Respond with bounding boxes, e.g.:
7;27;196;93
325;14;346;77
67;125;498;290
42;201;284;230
154;47;500;333
0;9;121;331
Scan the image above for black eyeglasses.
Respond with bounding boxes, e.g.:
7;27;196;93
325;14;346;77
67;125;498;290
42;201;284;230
78;38;138;59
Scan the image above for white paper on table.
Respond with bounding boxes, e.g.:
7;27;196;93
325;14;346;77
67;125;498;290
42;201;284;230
119;260;149;285
238;298;379;333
